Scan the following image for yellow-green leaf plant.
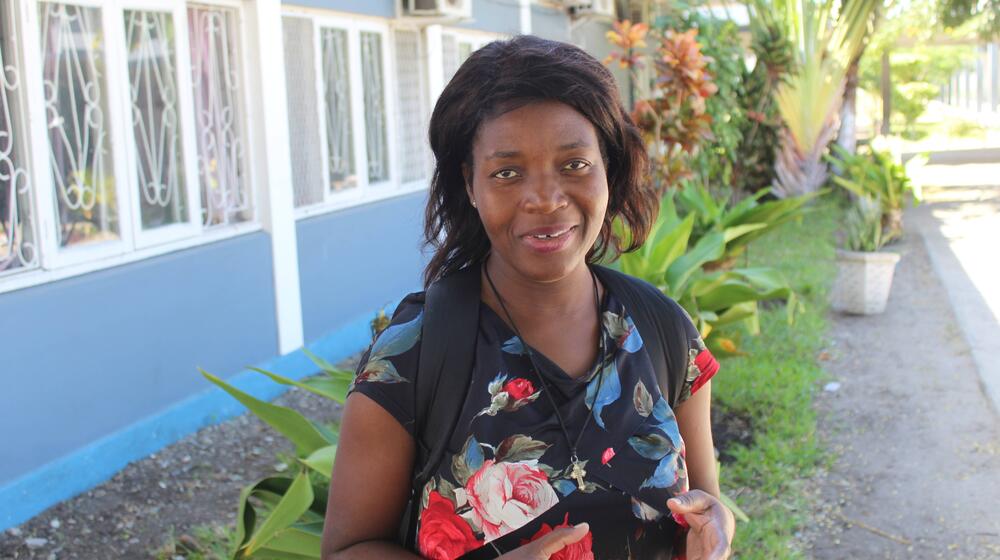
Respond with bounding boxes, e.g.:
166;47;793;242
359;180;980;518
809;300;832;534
771;0;879;198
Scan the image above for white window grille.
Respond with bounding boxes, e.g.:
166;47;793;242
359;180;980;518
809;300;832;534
394;28;429;185
0;0;258;290
441;31;497;86
360;31;388;184
282;16;324;207
123;9;189;231
0;0;39;275
281;11;419;217
187;4;252;227
320;26;356;193
38;2;120;248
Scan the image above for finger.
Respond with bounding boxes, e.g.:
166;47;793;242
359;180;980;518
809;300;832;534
666;490;715;514
535;523;589;556
708;538;732;560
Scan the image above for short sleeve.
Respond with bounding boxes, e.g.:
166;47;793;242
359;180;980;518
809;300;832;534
672;302;720;406
347;295;424;437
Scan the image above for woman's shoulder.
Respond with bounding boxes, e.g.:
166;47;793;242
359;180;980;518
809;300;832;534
594;265;686;317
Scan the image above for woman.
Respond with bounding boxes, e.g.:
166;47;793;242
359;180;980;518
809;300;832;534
321;36;735;559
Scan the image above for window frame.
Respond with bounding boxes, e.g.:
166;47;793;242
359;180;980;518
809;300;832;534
392;23;432;192
0;0;42;278
114;0;203;250
284;8;422;221
1;0;261;294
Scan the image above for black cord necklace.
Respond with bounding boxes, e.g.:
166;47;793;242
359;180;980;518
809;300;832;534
483;260;608;491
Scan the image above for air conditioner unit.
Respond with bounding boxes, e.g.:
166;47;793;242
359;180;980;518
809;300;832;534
405;0;472;19
561;0;615;18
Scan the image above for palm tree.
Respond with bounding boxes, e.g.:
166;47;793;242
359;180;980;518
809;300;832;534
771;0;879;198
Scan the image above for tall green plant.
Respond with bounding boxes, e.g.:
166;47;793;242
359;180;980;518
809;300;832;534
674;182;825;266
201;350;355;559
771;0;879;198
613;197;800;354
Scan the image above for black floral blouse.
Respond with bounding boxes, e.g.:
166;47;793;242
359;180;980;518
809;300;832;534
349;277;720;560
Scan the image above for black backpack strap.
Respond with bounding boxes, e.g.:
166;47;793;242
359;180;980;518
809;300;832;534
398;265;481;547
593;265;690;408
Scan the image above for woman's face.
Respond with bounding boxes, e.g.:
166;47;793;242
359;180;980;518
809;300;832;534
465;100;609;283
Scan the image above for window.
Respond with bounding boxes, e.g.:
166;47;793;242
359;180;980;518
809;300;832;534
441;30;496;85
282;16;324;207
283;12;417;215
38;2;121;248
187;4;252;227
0;0;39;276
360;31;388;184
123;9;190;232
0;0;255;285
394;28;430;185
320;26;356;192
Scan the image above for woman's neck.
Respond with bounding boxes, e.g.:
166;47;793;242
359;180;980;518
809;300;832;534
481;255;599;323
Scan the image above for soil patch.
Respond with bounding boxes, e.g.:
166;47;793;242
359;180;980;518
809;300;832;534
711;407;754;464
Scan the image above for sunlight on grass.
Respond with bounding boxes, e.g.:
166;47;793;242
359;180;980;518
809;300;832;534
713;199;839;559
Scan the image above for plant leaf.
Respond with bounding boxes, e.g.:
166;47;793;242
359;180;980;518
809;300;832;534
250;367;351;404
300;444;338;478
203;370;334;458
241;470;314;557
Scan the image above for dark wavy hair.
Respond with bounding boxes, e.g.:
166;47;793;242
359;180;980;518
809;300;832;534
423;35;656;287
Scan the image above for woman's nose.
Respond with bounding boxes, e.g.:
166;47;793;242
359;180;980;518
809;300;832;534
522;171;568;213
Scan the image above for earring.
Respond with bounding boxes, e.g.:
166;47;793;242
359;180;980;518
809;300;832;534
471;199;477;208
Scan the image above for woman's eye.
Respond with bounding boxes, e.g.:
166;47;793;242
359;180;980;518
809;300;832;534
565;160;591;171
493;169;520;180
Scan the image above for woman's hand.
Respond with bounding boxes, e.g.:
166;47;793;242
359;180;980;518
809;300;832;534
667;490;735;560
497;523;591;559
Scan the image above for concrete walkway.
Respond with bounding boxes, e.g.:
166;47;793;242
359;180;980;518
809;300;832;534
802;179;1000;558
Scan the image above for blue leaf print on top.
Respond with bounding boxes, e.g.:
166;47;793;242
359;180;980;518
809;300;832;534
465;435;484;471
553;479;577;497
586;360;621;429
621;316;643;353
633;396;686;489
651;397;683;451
502;336;526;355
368;310;423;361
641;452;682;489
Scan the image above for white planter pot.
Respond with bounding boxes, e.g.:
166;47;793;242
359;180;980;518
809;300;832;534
831;249;901;315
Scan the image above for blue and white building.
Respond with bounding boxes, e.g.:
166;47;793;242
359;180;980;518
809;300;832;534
0;0;621;531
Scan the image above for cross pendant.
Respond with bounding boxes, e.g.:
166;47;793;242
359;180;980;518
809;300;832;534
570;461;587;490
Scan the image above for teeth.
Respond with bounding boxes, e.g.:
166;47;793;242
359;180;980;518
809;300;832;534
532;229;569;239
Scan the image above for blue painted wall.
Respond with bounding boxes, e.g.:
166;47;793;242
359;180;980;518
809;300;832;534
0;232;279;486
282;0;395;17
531;4;569;42
456;0;520;35
297;190;430;343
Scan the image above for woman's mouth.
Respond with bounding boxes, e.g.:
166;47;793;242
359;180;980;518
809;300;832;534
521;226;577;253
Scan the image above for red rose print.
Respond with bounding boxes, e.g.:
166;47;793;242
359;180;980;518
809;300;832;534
521;513;594;560
503;378;536;401
691;349;719;394
601;447;615;465
418;491;483;560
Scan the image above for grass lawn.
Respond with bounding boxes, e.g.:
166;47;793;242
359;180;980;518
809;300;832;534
712;199;840;559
